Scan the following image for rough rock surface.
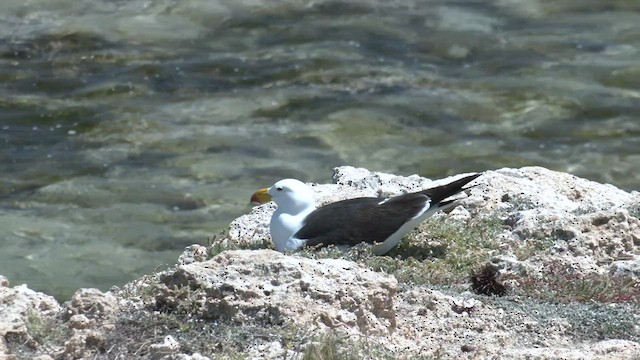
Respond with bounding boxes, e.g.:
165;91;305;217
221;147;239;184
393;288;640;359
0;280;61;359
62;288;119;321
61;288;120;359
1;166;639;359
146;333;208;360
162;249;397;336
176;244;209;265
231;165;640;280
469;167;640;279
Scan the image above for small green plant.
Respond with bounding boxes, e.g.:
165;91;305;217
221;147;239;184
383;215;503;286
511;236;555;261
302;332;361;360
301;331;416;360
25;310;66;344
503;193;538;212
296;244;350;260
6;309;68;359
298;215;504;289
104;295;305;359
207;229;270;259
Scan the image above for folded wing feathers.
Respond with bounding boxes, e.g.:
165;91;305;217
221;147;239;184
420;173;482;206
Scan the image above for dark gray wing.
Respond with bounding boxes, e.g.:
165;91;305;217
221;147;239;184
419;173;481;206
294;193;429;248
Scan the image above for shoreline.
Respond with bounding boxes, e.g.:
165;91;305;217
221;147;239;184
2;166;639;359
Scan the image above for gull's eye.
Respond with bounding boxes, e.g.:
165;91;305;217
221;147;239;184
276;187;283;191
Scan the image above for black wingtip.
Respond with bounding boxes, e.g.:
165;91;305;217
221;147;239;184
420;173;481;205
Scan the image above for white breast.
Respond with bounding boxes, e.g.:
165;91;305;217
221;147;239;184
270;210;313;252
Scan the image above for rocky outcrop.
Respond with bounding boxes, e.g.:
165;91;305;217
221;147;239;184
59;288;119;359
231;165;640;280
1;166;639;359
161;249;397;336
0;278;61;359
470;167;640;280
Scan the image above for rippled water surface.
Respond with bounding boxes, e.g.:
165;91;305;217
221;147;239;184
1;0;639;299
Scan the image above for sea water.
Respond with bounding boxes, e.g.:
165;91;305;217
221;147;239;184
1;0;639;299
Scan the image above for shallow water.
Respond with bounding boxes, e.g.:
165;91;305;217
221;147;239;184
1;0;639;300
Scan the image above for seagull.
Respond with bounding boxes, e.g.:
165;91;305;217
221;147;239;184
250;173;481;255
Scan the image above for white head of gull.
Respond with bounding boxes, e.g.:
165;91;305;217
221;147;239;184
265;179;317;252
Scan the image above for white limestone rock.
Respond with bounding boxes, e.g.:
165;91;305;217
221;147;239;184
33;356;55;360
160;249;397;337
472;167;640;278
0;283;61;340
68;314;93;330
610;257;640;280
177;244;208;265
469;166;635;215
150;335;180;360
62;329;106;359
229;165;639;281
63;288;119;321
57;288;119;359
592;339;640;356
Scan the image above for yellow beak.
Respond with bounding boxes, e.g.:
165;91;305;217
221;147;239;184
250;188;272;205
